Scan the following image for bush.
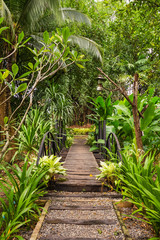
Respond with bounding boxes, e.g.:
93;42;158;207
119;151;160;236
72;127;95;135
96;159;121;190
37;155;66;184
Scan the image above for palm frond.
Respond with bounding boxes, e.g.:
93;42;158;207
0;0;14;32
61;8;91;26
18;0;61;32
69;35;103;62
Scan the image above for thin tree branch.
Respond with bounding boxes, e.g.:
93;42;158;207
1;48;17;60
0;95;12;106
141;104;149;114
97;68;144;118
60;61;75;70
0;79;14;95
97;67;134;106
9;72;35;122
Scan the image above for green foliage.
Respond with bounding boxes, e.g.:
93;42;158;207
38;155;66;183
43;83;74;125
119;150;160;235
72;127;94;135
96;151;121;190
15;108;51;158
97;161;119;180
0;161;47;239
89;94;113;121
86;133;95;146
65;136;74;149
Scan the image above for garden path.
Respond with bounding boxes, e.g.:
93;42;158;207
32;136;125;240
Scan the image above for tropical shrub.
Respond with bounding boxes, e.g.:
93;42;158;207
119;150;160;236
0;161;48;239
96;160;121;190
38;155;66;184
88;94;113;121
89;90;160;152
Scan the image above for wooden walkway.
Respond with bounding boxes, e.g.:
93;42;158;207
55;136;102;192
35;136;124;240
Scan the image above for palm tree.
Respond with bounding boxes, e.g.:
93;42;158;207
0;0;102;158
0;0;102;60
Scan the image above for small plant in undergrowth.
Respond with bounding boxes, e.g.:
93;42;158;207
65;128;74;148
65;136;74;148
96;148;122;191
86;127;95;146
38;155;66;184
96;160;121;190
0;161;48;240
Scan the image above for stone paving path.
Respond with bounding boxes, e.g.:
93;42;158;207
36;136;124;240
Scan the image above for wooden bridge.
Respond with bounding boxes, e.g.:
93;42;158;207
31;136;125;240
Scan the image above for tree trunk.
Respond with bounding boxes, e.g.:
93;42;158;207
132;73;143;151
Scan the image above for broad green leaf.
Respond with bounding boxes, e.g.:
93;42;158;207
97;139;105;144
141;103;155;130
114;103;131;117
71;50;78;58
63;47;70;58
55;33;63;43
2;38;12;45
4;117;8;124
76;63;85;68
2;70;9;79
62;27;70;43
89;145;99;152
28;62;33;70
0;72;2;81
16;83;27;93
20;37;31;46
18;31;24;44
96;96;105;109
43;31;50;44
12;63;19;77
0;18;4;24
149;126;160;132
0;26;9;34
19;71;32;78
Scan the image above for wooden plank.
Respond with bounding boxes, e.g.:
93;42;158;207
49;205;111;210
45;218;116;225
39;237;111;240
43;193;122;199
